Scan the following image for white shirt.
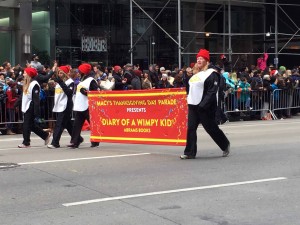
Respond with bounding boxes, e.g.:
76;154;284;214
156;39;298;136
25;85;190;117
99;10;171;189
187;68;215;105
73;77;94;111
52;78;74;112
21;80;39;113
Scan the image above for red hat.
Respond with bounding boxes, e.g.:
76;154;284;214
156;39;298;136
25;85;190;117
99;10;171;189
220;54;226;59
113;65;122;73
25;68;38;78
190;62;195;68
59;65;70;74
133;70;142;77
78;63;92;75
270;70;278;76
196;49;210;62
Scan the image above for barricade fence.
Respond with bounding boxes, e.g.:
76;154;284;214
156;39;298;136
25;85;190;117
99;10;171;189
224;88;300;120
1;89;300;132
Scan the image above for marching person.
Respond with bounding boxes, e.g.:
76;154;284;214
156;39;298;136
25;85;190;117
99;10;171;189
18;68;51;148
47;66;83;149
180;49;230;159
68;63;100;148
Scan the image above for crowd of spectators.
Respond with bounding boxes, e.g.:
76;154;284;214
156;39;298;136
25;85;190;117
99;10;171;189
1;53;300;135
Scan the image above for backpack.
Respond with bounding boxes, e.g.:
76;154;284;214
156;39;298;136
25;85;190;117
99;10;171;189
39;89;46;102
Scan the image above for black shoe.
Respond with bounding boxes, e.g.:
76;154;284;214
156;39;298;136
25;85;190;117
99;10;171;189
90;142;99;148
79;137;84;144
223;144;230;157
180;155;195;159
68;144;78;149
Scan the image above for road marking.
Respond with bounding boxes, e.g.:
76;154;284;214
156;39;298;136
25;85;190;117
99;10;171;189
63;177;287;207
18;153;151;165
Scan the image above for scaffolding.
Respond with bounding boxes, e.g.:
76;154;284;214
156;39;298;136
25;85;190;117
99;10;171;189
129;0;300;69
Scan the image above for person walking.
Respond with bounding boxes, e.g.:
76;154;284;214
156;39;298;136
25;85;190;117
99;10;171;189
68;63;100;148
18;68;51;148
180;49;230;159
47;66;83;149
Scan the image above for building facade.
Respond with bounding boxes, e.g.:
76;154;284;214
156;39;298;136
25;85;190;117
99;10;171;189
1;0;284;70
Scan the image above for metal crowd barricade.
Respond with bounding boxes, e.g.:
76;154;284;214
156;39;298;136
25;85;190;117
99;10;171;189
224;89;273;116
0;95;56;134
1;88;300;133
271;88;300;120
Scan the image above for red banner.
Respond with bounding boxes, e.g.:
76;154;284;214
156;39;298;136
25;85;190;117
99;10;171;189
88;88;187;146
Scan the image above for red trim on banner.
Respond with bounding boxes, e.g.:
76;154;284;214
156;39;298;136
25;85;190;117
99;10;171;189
88;88;187;146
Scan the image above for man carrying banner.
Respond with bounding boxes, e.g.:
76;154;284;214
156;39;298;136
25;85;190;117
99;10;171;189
68;63;100;148
180;49;230;159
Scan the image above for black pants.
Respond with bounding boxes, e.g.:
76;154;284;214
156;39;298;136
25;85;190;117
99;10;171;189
70;109;98;146
51;109;82;147
22;103;49;146
184;105;230;157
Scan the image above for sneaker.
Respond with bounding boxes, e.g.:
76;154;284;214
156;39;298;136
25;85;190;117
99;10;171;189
47;144;60;149
44;132;52;145
223;144;230;157
180;155;195;159
18;144;30;148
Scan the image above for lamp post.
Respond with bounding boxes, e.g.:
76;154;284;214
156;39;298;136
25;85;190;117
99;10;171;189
151;37;155;64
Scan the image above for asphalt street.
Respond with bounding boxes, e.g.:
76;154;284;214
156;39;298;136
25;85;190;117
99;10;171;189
1;118;300;225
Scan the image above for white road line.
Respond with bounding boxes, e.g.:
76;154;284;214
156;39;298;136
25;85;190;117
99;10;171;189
63;177;287;207
18;153;151;165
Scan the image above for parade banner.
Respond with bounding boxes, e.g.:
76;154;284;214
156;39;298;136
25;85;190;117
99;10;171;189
88;88;187;146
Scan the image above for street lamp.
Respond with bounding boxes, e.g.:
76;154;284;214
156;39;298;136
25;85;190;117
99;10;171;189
151;37;155;64
266;26;272;37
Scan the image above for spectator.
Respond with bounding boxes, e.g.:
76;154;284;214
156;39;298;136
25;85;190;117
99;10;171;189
158;74;171;89
112;65;126;90
123;63;134;88
257;53;268;71
141;72;152;90
131;70;142;90
97;73;115;90
2;61;14;78
0;83;6;121
261;74;273;120
5;81;18;135
149;64;159;88
236;77;252;110
30;54;42;69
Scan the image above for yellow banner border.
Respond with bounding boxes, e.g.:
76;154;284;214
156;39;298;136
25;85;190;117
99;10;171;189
89;91;186;98
91;136;186;143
